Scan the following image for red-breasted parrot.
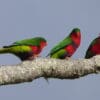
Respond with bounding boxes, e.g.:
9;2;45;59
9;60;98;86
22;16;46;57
0;37;47;61
47;28;81;59
85;36;100;58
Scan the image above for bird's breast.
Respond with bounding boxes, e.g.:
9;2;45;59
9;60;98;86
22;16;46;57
30;46;41;54
65;45;76;56
91;43;100;54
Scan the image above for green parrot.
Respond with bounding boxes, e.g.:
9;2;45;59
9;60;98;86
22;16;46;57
47;28;81;59
0;37;47;61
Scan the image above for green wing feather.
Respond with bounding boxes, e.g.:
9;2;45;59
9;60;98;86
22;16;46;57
0;46;31;54
85;50;93;58
50;37;72;55
51;49;67;58
10;37;46;46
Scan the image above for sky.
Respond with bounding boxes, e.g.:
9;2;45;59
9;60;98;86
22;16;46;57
0;0;100;100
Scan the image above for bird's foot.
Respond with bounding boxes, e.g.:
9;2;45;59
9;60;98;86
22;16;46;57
34;55;41;59
28;56;35;60
65;57;71;60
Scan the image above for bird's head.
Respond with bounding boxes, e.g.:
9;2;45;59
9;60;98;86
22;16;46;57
70;28;81;37
40;41;47;49
39;37;47;49
70;28;81;46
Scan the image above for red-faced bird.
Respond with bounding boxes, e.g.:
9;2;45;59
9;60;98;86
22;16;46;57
85;36;100;58
47;28;81;59
0;37;47;61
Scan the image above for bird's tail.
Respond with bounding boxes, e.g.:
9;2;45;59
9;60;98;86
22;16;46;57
0;47;10;54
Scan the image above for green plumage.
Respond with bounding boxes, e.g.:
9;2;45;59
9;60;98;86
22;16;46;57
50;37;72;56
50;49;67;58
47;28;81;59
85;39;96;58
0;46;31;54
7;37;46;47
0;37;47;61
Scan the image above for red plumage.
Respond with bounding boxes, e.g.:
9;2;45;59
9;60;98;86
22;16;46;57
85;36;100;58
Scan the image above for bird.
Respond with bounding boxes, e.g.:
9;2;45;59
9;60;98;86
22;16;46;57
85;35;100;58
0;37;47;61
47;28;81;59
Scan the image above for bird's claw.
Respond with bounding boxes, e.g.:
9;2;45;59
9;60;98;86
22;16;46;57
65;57;71;60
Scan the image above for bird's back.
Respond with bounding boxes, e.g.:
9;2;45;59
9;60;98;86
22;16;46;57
50;37;72;55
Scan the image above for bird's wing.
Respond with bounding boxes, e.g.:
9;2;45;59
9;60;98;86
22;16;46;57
4;37;44;48
50;49;67;58
13;38;40;46
50;37;72;55
85;49;93;58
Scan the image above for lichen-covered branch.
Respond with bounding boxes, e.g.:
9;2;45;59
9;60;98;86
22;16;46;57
0;55;100;85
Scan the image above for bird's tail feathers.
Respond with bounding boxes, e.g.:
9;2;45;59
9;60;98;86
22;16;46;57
0;47;10;54
3;46;9;48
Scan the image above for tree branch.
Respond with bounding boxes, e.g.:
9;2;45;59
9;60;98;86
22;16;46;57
0;55;100;85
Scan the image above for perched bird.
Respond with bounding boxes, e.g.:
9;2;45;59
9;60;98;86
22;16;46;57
85;36;100;58
0;37;47;61
47;28;81;59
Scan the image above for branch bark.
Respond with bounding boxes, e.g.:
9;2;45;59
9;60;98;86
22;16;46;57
0;55;100;85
